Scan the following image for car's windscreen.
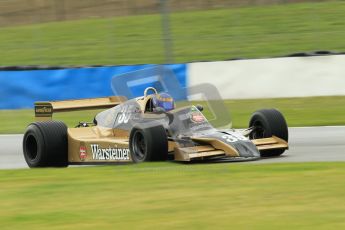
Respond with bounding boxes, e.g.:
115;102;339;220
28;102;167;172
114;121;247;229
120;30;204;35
168;106;215;138
95;99;141;129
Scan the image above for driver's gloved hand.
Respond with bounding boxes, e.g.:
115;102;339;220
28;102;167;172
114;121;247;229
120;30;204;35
153;107;166;113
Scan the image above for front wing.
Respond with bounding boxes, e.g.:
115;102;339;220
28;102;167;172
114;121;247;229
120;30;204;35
173;136;288;161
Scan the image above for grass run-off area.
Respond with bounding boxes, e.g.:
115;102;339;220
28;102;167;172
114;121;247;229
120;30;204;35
0;1;344;65
0;162;345;229
1;96;345;134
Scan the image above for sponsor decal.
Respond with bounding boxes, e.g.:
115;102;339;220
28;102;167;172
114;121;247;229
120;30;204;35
79;146;87;160
190;107;205;123
91;144;130;161
35;105;53;117
191;112;205;123
35;107;52;113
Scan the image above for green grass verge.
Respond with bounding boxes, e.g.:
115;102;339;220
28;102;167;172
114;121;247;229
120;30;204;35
1;96;345;134
0;162;345;229
0;1;344;65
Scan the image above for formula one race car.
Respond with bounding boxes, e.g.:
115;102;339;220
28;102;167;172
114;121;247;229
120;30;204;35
23;87;288;167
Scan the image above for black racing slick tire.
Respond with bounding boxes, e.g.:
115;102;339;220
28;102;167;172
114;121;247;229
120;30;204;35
249;109;288;157
129;124;168;162
23;121;68;167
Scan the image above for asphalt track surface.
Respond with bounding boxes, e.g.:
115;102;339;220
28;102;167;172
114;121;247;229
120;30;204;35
0;126;344;169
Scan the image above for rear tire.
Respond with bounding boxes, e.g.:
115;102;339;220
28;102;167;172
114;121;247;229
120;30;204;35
23;121;68;167
129;124;168;162
249;109;288;157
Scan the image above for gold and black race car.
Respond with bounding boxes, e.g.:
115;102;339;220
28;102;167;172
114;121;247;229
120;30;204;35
23;87;288;167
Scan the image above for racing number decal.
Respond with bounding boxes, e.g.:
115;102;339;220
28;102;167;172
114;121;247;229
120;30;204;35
222;134;238;143
222;133;247;143
118;106;131;124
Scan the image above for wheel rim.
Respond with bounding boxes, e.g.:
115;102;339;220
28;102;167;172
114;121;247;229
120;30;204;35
25;134;38;161
132;131;146;161
251;121;266;139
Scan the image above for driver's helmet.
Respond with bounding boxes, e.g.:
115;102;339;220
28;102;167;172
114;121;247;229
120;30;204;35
152;93;175;112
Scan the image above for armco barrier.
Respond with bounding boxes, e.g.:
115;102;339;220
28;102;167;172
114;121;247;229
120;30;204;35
0;64;187;109
188;54;345;99
2;53;345;109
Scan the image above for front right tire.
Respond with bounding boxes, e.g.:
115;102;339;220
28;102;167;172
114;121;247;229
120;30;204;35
249;109;288;157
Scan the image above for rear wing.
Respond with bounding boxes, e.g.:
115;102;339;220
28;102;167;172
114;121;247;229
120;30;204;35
34;96;127;121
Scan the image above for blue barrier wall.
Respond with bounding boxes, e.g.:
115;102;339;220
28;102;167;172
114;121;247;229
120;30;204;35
0;64;186;109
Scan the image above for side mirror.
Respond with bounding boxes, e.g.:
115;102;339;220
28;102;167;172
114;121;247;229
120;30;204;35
93;117;98;125
196;104;204;112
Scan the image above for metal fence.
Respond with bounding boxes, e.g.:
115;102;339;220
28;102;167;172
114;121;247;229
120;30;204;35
0;0;339;65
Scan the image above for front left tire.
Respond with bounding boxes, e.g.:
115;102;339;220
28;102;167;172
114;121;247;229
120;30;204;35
129;124;168;163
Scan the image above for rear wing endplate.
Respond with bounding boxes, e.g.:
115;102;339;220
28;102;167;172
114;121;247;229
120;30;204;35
34;96;127;121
